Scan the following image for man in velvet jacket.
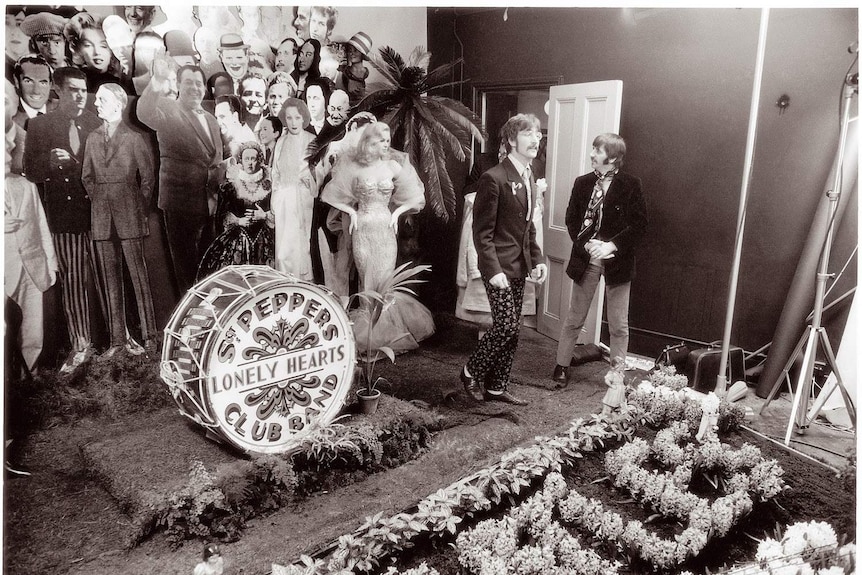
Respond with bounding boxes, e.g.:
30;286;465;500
553;133;648;385
460;113;548;406
137;56;223;294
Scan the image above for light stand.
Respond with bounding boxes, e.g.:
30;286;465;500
759;72;858;446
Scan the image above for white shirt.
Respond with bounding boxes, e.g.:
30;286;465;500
507;155;532;221
20;100;47;118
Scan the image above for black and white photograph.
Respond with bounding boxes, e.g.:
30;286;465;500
2;3;857;574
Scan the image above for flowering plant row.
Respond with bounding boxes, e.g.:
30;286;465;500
274;375;748;574
707;520;855;575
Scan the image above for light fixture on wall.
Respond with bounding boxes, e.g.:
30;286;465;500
776;94;790;115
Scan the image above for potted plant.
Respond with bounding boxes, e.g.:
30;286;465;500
348;262;432;414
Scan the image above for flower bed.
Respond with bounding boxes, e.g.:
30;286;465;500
273;369;854;574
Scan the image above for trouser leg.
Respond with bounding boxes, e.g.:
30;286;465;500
556;263;602;365
52;232;92;350
467;277;525;393
605;280;631;364
163;211;206;293
120;237;156;342
95;240;125;346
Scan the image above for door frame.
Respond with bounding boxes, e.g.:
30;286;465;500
472;75;564;153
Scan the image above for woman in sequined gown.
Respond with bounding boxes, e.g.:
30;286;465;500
323;121;433;351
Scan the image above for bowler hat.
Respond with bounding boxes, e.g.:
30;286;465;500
218;33;249;51
347;32;372;58
20;12;67;38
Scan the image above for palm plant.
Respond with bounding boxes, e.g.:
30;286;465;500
348;261;432;397
356;46;485;222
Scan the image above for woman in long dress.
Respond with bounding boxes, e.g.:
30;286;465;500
197;142;275;280
322;121;434;352
270;97;316;280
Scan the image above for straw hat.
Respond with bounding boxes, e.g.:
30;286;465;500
347;32;372;58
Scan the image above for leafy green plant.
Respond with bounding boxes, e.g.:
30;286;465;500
348;261;431;397
357;46;485;222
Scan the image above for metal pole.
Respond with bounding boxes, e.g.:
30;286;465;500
716;8;770;397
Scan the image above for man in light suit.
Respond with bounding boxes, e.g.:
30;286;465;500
5;78;58;375
82;83;156;358
460;113;547;405
553;133;648;385
23;66;101;373
137;56;223;294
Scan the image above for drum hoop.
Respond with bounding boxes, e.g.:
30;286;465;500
162;266;356;453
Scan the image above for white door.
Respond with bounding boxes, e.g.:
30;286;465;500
538;81;623;346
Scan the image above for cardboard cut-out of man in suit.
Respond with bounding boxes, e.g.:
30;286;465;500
137;56;223;294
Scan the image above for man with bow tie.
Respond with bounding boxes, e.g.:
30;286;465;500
553;133;648;386
460;113;548;406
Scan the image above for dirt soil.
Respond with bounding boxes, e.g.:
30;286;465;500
3;314;856;575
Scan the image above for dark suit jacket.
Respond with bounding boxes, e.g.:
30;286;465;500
23;108;101;234
136;84;223;216
81;122;156;241
564;169;648;285
472;157;543;281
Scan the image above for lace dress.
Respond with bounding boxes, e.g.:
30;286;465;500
271;130;316;280
197;168;275;281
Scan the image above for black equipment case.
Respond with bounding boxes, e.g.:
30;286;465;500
684;345;745;393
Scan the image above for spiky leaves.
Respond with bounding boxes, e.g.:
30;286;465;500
356;46;485;222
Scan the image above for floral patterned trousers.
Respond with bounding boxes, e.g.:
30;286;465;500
466;277;526;393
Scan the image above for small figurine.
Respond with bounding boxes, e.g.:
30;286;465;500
194;542;224;575
601;357;627;416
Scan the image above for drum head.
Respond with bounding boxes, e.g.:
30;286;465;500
161;266;355;454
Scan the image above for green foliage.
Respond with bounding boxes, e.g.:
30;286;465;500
349;262;431;395
143;403;435;545
8;351;173;435
357;46;485;222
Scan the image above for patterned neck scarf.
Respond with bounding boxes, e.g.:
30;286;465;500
578;168;618;240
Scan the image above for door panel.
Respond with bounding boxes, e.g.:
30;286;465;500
539;81;623;345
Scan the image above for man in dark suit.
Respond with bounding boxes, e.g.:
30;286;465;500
460;113;548;405
136;56;223;294
23;66;101;372
11;55;58;130
82;83;156;358
553;133;648;385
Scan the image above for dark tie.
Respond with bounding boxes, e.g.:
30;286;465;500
523;165;532;221
578;169;616;240
69;119;80;155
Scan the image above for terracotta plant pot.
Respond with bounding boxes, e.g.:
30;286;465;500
356;388;381;415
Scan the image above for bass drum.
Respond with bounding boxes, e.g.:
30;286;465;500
161;265;355;454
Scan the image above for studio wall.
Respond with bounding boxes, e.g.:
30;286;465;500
428;7;858;358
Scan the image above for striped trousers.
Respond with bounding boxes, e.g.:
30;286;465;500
52;232;97;350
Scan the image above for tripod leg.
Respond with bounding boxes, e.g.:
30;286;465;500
805;330;856;428
759;328;810;415
785;327;818;444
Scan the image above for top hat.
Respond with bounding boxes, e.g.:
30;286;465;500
20;12;67;38
347;32;372;58
218;33;249;51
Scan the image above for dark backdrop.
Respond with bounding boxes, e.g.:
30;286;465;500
427;7;858;359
